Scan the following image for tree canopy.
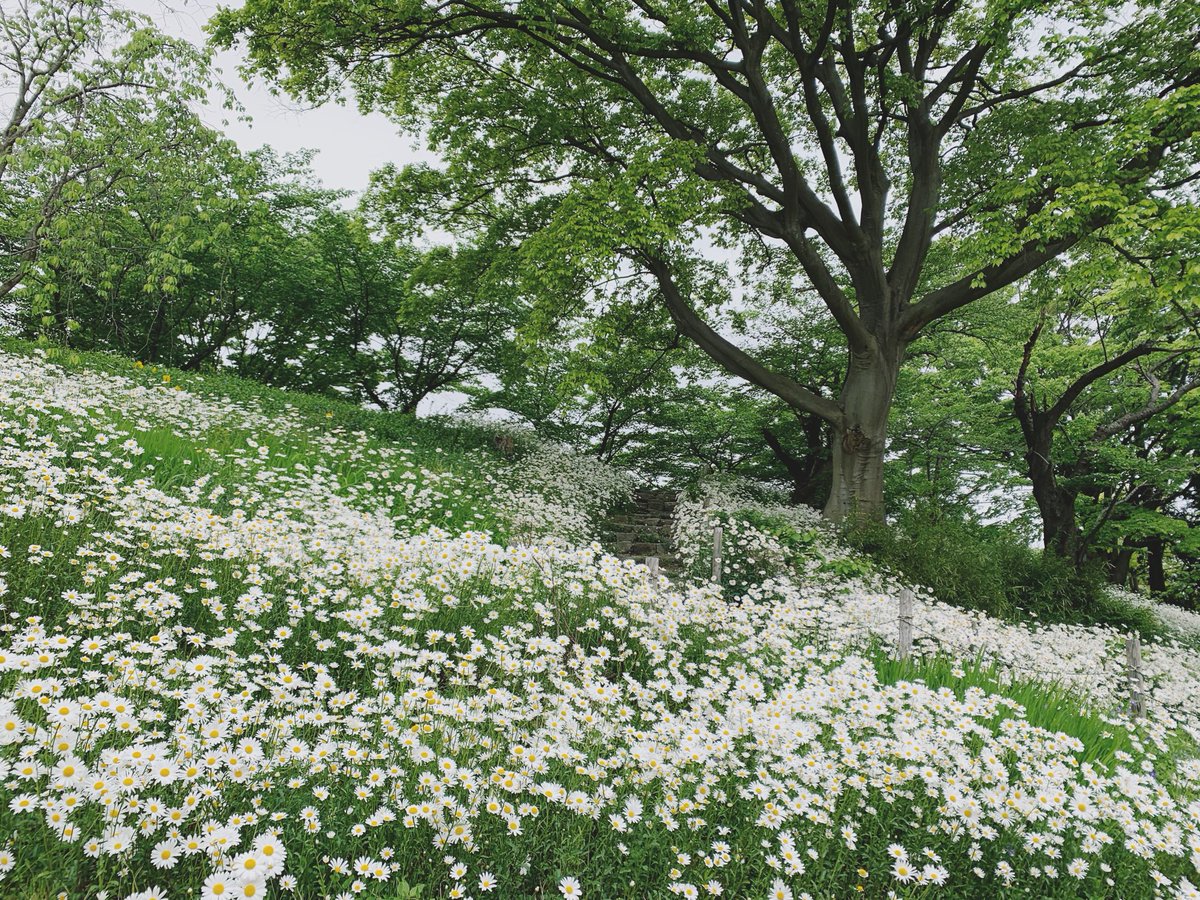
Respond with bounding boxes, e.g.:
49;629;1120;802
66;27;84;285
213;0;1200;519
0;0;214;302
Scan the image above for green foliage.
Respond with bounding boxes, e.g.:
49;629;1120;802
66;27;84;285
891;233;1200;591
213;0;1200;523
816;554;875;581
0;1;215;305
476;294;696;467
1161;566;1200;612
846;506;1169;640
389;881;428;899
10;129;530;415
848;511;1024;618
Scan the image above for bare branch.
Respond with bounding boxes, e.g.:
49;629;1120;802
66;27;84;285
639;251;844;424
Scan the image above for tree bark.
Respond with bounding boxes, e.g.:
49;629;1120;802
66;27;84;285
823;346;900;522
1024;426;1082;558
762;420;830;509
1146;537;1166;593
1105;546;1133;587
146;293;169;364
1013;318;1086;562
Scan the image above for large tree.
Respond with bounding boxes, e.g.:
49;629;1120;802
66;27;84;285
0;0;211;302
215;0;1200;519
1009;227;1200;565
480;296;692;462
890;238;1199;577
13;133;340;370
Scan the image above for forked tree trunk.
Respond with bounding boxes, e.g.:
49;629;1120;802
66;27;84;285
1024;430;1082;559
823;347;900;523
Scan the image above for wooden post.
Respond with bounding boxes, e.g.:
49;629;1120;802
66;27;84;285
711;525;723;584
646;556;659;579
1125;634;1146;718
898;589;914;660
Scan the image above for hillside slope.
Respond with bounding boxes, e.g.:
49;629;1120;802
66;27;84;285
0;344;1197;900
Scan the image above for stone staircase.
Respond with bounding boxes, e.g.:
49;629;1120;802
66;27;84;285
602;487;681;572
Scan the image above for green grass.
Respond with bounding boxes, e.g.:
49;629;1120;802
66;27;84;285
5;337;512;537
1;339;1198;900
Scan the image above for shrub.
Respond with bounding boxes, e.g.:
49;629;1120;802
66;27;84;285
845;507;1023;618
672;479;845;600
1161;564;1200;611
846;505;1169;640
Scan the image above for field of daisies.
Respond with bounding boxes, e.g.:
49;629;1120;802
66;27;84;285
1;343;1199;900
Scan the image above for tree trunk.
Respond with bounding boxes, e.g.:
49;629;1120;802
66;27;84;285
1105;546;1133;587
1146;537;1166;593
146;294;169;364
762;424;830;509
1025;432;1081;558
823;347;899;522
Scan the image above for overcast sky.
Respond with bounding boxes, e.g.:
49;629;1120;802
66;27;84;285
125;0;431;197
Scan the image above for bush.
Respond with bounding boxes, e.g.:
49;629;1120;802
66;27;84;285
846;507;1023;618
672;480;851;601
845;505;1168;640
1161;564;1200;611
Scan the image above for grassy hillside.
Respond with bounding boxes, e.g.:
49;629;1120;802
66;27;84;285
0;342;1198;899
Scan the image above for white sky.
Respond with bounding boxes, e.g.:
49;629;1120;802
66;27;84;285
124;0;431;197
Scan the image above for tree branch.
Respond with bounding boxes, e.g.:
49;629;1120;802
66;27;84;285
905;235;1081;340
1093;372;1200;439
638;250;844;424
1046;343;1164;427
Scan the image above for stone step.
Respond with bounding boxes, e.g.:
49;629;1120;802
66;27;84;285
633;488;678;499
612;530;671;539
628;541;671;556
635;504;675;515
603;487;683;572
622;525;673;535
605;518;673;530
609;514;674;527
604;531;650;542
609;532;672;544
